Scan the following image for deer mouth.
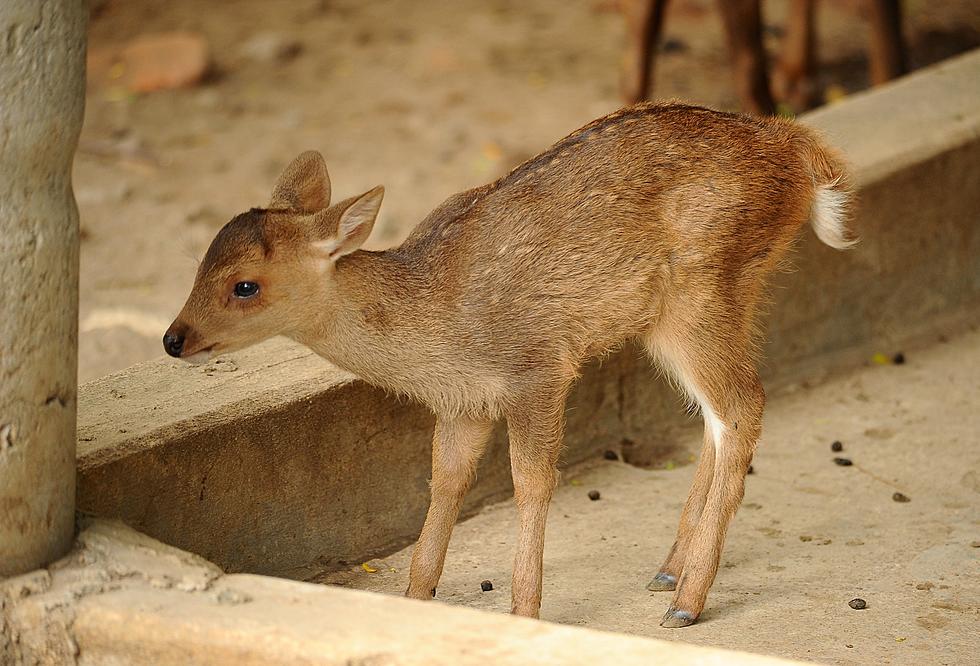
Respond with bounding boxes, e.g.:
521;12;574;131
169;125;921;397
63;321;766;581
181;344;214;365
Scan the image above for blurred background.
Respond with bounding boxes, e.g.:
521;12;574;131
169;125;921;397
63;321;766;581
77;0;980;382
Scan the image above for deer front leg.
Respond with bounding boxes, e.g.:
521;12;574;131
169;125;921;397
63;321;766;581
406;415;493;600
506;394;567;618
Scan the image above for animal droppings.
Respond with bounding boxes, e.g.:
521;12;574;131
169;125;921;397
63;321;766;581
603;449;619;461
834;457;853;466
848;598;867;610
893;352;905;365
747;465;754;475
588;490;601;501
480;580;493;592
892;492;911;503
831;440;843;452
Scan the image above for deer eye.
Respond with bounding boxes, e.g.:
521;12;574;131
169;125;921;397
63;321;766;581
233;281;260;299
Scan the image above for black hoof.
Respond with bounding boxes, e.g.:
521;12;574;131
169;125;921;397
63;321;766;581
660;607;697;628
646;572;677;591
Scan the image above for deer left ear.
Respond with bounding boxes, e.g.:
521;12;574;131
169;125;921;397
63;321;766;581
269;151;331;213
314;186;384;261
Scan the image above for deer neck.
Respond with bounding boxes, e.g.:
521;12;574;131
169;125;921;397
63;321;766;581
292;249;444;392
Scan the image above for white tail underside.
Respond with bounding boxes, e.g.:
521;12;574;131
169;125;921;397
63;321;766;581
810;183;855;250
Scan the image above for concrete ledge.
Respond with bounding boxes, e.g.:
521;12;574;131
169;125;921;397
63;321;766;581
77;49;980;579
1;520;802;665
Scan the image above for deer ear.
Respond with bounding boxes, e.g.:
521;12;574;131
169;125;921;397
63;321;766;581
269;151;331;213
314;186;384;261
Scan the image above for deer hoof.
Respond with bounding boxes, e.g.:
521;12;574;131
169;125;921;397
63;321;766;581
646;572;677;591
660;607;697;628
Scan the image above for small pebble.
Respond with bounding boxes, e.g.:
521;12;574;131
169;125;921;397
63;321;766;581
660;37;688;54
603;449;618;461
831;440;843;452
893;352;905;365
848;598;867;610
892;492;911;503
834;457;853;466
480;580;493;592
588;490;601;501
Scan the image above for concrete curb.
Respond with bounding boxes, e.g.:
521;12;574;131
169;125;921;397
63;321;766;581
77;49;980;579
2;520;805;665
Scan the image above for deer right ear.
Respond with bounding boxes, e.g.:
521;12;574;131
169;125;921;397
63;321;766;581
312;186;384;264
269;151;331;213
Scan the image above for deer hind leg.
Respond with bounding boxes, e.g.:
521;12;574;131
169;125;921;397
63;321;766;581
646;425;715;591
644;304;764;627
406;415;494;600
505;385;570;618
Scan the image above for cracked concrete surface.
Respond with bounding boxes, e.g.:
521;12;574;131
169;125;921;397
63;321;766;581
321;328;980;665
0;520;221;664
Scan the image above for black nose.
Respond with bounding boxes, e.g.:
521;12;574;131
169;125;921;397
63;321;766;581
163;332;185;357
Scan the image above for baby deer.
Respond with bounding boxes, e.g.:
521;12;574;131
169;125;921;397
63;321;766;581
165;103;853;626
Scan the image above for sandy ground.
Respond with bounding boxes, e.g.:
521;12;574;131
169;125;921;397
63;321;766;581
75;0;980;382
320;327;980;665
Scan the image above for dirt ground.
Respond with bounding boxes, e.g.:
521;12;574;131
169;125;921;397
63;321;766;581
75;0;980;382
321;327;980;665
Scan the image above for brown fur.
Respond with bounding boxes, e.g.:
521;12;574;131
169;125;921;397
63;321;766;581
167;102;854;625
620;0;907;113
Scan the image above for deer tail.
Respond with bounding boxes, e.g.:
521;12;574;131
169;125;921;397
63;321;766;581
798;128;857;250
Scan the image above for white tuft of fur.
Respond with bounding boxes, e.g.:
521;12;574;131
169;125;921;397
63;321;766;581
700;402;727;456
648;340;728;454
810;183;856;249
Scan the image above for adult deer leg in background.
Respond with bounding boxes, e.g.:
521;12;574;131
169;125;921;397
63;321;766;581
620;0;670;104
717;0;776;115
774;0;819;112
867;0;907;84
